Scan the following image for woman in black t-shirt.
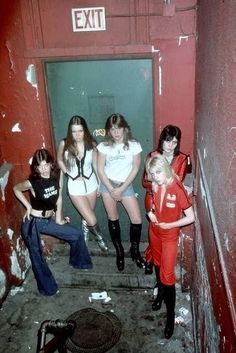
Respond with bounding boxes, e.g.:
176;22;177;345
13;148;92;296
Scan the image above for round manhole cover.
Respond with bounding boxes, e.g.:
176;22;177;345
66;308;122;353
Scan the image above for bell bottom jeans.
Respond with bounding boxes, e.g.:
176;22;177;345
21;216;93;296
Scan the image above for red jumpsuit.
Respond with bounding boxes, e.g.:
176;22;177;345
148;179;191;285
142;150;189;264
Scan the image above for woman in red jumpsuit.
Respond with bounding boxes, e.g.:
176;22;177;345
145;154;194;338
142;125;191;274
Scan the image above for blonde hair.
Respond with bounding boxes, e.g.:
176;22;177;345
146;154;174;186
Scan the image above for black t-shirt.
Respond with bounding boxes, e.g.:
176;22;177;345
29;176;59;211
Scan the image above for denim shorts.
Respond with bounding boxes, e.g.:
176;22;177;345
99;180;135;197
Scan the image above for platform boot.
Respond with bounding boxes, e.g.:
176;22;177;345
88;224;109;252
164;284;176;339
129;223;145;269
152;267;166;311
81;218;89;245
108;219;124;271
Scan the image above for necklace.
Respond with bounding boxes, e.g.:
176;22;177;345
164;154;173;164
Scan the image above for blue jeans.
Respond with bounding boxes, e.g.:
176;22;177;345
21;216;93;296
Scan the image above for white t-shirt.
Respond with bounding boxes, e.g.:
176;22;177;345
97;140;142;182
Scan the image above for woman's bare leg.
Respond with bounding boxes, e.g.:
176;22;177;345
101;192;119;220
70;190;108;252
121;196;142;224
70;190;97;226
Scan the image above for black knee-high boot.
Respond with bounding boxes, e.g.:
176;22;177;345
108;219;124;271
145;262;153;275
152;266;165;311
129;223;145;269
164;285;176;339
88;224;109;252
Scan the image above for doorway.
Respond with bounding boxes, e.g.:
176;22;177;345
45;58;153;240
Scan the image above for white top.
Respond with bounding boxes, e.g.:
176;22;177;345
97;140;142;182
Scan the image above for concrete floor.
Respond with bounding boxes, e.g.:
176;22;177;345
0;241;194;353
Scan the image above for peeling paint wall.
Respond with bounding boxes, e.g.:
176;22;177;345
180;226;194;292
0;164;31;304
0;163;12;201
9;228;31;281
194;2;236;351
0;0;54;303
0;269;7;298
193;167;235;353
192;222;220;353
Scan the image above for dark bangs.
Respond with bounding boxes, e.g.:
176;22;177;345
30;149;58;179
158;125;182;156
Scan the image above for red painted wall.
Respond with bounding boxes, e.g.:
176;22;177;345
194;1;236;352
0;0;55;304
0;0;196;306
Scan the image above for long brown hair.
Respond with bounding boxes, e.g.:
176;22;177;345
30;149;59;180
64;115;96;165
104;113;135;149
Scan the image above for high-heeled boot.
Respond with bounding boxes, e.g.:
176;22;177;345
164;285;176;339
108;219;124;271
152;266;165;310
152;285;166;311
81;218;89;245
88;224;109;252
129;223;145;268
145;262;153;275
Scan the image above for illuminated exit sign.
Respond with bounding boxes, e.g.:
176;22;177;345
72;7;106;32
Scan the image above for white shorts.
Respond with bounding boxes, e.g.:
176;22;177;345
67;173;98;196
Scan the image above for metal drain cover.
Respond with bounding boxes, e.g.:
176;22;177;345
66;308;122;353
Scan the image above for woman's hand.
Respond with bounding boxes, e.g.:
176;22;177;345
23;206;32;222
56;216;70;225
158;207;195;230
147;211;159;225
110;187;122;201
158;222;172;229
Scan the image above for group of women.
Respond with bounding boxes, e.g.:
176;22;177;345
13;114;195;339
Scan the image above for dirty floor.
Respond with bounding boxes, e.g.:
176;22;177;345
0;241;195;353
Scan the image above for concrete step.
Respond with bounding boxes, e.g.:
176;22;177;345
49;241;156;290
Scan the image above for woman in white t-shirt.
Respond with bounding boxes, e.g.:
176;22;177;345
97;113;145;271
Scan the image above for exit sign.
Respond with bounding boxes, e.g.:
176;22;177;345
72;7;106;32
